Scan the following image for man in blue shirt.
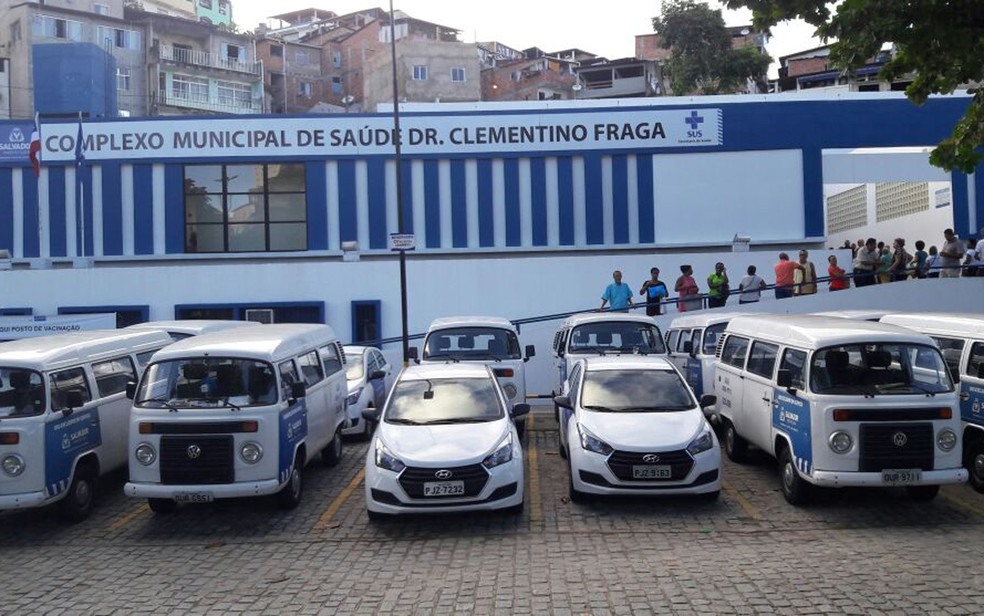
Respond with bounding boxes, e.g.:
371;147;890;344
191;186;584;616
599;270;633;312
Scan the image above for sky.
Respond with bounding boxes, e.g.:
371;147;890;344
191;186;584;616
234;0;823;79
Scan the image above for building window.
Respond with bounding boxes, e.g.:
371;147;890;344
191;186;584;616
172;74;209;102
451;67;466;82
221;43;243;62
331;76;342;94
297;81;313;97
117;67;130;92
184;164;308;253
270;44;283;58
332;51;342;68
58;306;149;328
217;81;252;109
10;20;21;43
199;0;213;8
96;25;142;50
351;301;381;344
412;64;428;81
295;49;310;66
218;1;229;15
93;3;110;15
175;303;324;323
31;15;85;42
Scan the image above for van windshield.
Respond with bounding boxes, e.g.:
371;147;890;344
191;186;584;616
136;359;279;408
810;343;954;395
385;377;504;424
581;369;695;412
569;322;666;355
702;323;728;355
423;327;521;361
0;368;45;418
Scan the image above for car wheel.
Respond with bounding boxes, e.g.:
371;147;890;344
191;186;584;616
58;462;97;523
567;463;588;504
362;405;377;441
277;455;303;509
778;445;810;506
322;428;344;467
965;434;984;494
148;498;178;514
724;420;748;463
906;485;940;502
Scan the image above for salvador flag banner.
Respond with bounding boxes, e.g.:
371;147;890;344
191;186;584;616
29;113;41;178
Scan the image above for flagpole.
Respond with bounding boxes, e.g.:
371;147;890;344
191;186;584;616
35;113;41;257
76;112;86;258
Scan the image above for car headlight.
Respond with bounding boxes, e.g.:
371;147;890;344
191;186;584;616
502;383;518;400
346;387;363;407
828;431;852;454
1;454;25;477
374;438;406;473
686;427;714;456
577;424;613;456
134;443;157;466
482;434;514;469
937;429;957;452
240;441;264;464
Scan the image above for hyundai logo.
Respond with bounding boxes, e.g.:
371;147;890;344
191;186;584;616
642;454;660;463
187;444;202;459
892;432;908;447
434;469;453;479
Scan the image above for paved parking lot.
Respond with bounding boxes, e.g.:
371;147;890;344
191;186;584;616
4;409;984;614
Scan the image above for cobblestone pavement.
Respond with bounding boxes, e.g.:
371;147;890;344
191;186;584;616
3;410;984;614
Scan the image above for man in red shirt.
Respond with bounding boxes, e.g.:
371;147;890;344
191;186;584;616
773;252;803;299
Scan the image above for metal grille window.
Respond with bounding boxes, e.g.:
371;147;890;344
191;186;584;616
183;164;307;253
217;81;251;107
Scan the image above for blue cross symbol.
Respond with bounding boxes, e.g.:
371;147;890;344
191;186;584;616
685;111;704;130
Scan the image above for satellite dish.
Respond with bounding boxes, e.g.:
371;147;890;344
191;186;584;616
740;28;750;36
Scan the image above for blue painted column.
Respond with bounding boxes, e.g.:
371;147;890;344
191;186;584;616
802;148;824;239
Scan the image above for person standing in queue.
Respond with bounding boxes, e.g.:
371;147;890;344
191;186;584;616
706;262;729;308
827;255;849;291
773;252;802;299
675;265;701;312
639;267;669;316
793;250;818;296
599;270;633;312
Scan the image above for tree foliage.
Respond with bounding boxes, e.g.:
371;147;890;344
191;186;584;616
653;0;772;95
725;0;984;173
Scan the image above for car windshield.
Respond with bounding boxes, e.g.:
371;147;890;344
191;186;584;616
423;327;521;360
569;322;666;355
580;369;695;412
345;351;366;380
136;358;278;408
809;343;954;395
384;377;504;424
0;368;46;418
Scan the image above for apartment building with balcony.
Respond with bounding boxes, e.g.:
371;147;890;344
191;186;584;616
775;44;909;93
480;46;580;102
140;0;198;21
573;57;663;99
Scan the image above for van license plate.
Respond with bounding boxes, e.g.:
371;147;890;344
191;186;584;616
174;491;214;503
632;465;672;479
423;481;465;496
881;469;922;485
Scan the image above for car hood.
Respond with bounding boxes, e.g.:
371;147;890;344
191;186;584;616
578;407;705;450
379;419;509;465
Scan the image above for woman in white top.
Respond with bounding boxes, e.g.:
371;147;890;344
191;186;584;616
924;245;942;278
738;265;767;304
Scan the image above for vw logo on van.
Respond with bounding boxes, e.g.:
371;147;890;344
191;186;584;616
434;469;453;479
642;454;660;463
187;444;202;459
892;432;908;448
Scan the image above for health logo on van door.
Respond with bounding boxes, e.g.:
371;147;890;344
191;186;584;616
686;358;703;397
43;409;102;497
963;384;984;426
772;390;812;476
278;401;308;483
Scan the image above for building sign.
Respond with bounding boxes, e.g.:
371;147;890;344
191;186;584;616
0;314;117;339
0;122;35;163
37;109;724;162
389;233;416;251
935;187;951;209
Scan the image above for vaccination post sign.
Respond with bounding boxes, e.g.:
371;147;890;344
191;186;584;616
37;109;724;162
0;314;117;339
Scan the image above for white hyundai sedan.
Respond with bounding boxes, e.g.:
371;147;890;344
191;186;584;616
342;345;395;438
363;363;528;519
555;355;721;502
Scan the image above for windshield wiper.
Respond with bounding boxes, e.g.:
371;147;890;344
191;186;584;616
423;353;459;362
421;417;491;424
582;404;619;412
877;382;937;397
137;397;180;412
386;417;424;425
197;397;242;411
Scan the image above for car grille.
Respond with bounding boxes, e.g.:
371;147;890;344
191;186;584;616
160;435;234;485
859;424;934;472
398;464;489;498
607;449;694;481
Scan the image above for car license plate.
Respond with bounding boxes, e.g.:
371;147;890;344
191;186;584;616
881;469;922;485
632;465;672;479
423;481;465;496
173;491;214;503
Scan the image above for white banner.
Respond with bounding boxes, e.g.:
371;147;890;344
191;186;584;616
0;314;117;339
39;109;723;162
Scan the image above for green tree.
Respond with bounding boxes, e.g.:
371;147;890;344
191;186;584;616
725;0;984;173
653;0;772;95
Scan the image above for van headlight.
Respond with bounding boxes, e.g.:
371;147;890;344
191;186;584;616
482;434;514;469
577;424;613;456
134;443;157;466
937;429;957;452
828;431;852;454
686;427;714;456
346;388;363;406
240;441;264;464
502;383;518;400
374;438;406;473
1;454;25;477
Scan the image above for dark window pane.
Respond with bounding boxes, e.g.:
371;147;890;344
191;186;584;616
225;164;264;194
267;164;305;192
186;193;223;223
269;223;306;251
186;224;225;252
228;223;266;251
228;193;265;223
269;193;305;221
184;165;223;194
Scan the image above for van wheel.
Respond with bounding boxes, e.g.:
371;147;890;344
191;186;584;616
322;429;343;467
277;456;303;509
723;421;748;463
906;485;940;502
965;435;984;493
148;498;178;514
58;463;97;523
778;446;810;506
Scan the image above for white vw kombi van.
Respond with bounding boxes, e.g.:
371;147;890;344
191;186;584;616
715;314;966;505
665;312;741;415
125;324;348;512
0;329;173;521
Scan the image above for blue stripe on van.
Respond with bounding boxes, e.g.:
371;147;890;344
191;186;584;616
637;154;655;244
337;160;357;244
164;165;185;254
477;159;494;247
0;169;12;252
305;162;328;251
47;167;67;257
503;158;520;247
611;155;629;244
450;160;467;248
424;160;440;249
133;164;154;255
22;170;39;258
367;159;388;250
583;154;604;245
101;163;123;256
530;158;547;247
557;157;574;246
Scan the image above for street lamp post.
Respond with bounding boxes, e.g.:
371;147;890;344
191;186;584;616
389;0;410;366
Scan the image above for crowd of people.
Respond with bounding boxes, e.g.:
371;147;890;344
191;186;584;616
597;227;984;315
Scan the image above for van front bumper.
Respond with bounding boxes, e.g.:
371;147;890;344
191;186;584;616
125;479;282;500
810;468;968;487
0;490;50;510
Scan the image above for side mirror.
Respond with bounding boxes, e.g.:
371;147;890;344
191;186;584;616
290;382;307;400
408;347;419;361
553;395;573;409
699;394;717;409
510;403;531;418
125;381;137;400
369;369;386;381
361;407;381;423
682;340;693;356
776;369;793;389
525;345;536;362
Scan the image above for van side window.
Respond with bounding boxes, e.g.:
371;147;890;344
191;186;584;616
92;356;137;397
675;329;691;353
297;350;324;386
666;330;680;352
278;360;300;400
780;349;807;390
373;350;389;372
720;336;749;368
932;336;965;376
319;344;343;376
49;367;92;410
702;323;727;355
0;369;45;417
746;342;779;379
969;342;984;378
